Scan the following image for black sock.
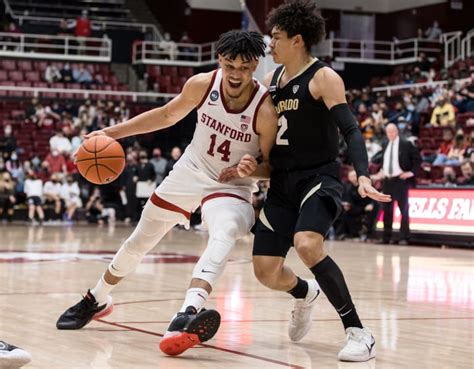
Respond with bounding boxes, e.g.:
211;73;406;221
310;256;362;330
287;277;309;299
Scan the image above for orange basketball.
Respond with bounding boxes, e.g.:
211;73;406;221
76;135;125;185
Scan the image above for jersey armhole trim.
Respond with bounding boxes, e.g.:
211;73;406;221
196;70;218;110
252;90;270;135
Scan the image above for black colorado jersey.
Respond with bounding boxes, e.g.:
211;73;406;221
269;59;339;172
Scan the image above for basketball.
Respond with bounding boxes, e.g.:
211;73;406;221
75;135;125;185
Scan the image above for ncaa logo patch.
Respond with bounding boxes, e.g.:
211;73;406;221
292;85;299;94
241;124;248;132
210;90;219;101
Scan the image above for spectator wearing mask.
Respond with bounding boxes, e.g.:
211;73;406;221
44;64;62;83
43;172;64;221
72;64;93;86
37;161;52;182
61;63;74;83
430;97;455;127
60;175;82;223
45;150;67;175
49;129;72;154
24;171;45;225
149;147;168;185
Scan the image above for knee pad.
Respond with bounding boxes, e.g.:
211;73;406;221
192;233;235;287
192;198;254;287
108;203;175;278
202;197;255;239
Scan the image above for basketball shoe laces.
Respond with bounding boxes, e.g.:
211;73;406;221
68;291;103;319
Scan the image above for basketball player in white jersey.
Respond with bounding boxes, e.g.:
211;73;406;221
56;30;278;356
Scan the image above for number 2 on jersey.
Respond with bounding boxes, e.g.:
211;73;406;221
207;134;231;162
276;115;289;145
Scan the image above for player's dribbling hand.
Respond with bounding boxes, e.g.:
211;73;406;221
72;130;107;164
357;176;392;202
218;154;257;183
84;130;107;140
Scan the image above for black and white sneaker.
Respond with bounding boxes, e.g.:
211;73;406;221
56;290;113;330
0;341;32;368
338;327;376;362
159;306;221;356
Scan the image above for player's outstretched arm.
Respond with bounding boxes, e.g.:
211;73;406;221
86;73;212;140
313;67;391;203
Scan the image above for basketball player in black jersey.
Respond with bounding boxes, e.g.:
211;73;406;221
220;0;391;362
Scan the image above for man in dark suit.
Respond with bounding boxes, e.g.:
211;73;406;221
376;123;421;244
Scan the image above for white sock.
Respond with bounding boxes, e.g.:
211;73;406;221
90;274;114;305
179;288;209;312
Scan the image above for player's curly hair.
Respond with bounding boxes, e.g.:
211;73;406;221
266;0;326;52
216;30;266;61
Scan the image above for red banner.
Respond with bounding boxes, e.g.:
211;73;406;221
377;188;474;234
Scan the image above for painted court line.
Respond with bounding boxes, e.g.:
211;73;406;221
97;319;306;369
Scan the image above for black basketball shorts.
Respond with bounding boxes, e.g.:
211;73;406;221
253;174;343;258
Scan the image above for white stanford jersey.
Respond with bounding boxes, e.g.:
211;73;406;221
186;69;268;185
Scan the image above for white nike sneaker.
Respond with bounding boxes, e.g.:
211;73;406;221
338;327;376;362
288;279;320;342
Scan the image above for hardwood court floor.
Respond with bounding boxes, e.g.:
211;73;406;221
0;224;473;369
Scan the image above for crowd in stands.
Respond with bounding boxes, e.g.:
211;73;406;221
0;54;473;243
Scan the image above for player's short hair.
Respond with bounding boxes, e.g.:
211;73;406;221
216;30;266;61
266;0;326;51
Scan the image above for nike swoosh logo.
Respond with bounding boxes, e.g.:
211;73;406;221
111;264;119;271
207;102;218;106
197;293;207;300
201;269;216;274
339;309;353;317
308;289;320;304
336;303;348;312
365;340;375;354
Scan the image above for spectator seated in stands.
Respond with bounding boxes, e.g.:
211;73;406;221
45;150;66;175
49;128;72;155
441;166;458;187
433;131;466;166
453;72;474;113
71;128;87;154
72;63;93;86
5;152;23;192
60;63;74;83
44;64;62;83
0;125;17;158
24;170;45;225
430;96;456;127
85;188;109;225
165;146;182;176
336;169;378;241
430;128;454;163
37;160;52;182
60;174;82;223
0;171;16;223
459;160;474;186
43;172;64;222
